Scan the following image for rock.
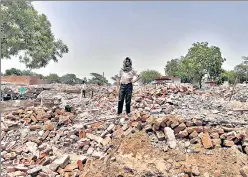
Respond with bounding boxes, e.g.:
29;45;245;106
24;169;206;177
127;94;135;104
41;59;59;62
242;137;248;146
203;172;210;177
210;132;219;139
92;150;104;159
240;166;248;177
86;133;103;144
79;130;86;139
212;139;221;147
189;131;198;139
244;146;248;154
7;166;15;173
101;137;111;146
107;123;115;132
43;121;55;131
14;165;29;172
144;124;153;132
178;130;189;138
194;120;202;126
65;162;78;170
192;166;200;176
187;126;203;134
201;133;213;149
86;147;94;156
7;171;26;176
164;127;177;149
223;140;234;147
27;166;41;175
185;121;194;127
155;131;166;141
174;123;186;134
53;154;70;168
30;125;41;130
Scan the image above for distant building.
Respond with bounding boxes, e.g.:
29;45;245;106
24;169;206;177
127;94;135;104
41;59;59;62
153;76;181;84
1;75;45;85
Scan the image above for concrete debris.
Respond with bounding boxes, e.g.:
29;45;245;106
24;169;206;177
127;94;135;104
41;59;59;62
1;83;248;176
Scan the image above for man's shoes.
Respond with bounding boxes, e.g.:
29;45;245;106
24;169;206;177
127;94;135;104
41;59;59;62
125;113;131;118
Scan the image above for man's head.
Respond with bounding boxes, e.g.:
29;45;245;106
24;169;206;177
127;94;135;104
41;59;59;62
82;80;85;84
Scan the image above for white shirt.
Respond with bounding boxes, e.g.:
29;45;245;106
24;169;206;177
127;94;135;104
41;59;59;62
82;83;86;90
118;69;139;84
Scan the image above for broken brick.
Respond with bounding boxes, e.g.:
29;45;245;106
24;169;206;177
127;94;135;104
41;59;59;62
201;133;213;149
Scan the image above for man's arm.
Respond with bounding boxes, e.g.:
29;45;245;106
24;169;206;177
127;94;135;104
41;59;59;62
116;70;121;94
116;77;120;93
132;75;140;83
132;70;141;83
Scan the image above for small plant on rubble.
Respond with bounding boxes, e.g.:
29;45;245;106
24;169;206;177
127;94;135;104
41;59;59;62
1;0;69;69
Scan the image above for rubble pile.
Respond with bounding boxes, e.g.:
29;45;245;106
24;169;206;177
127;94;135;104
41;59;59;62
1;83;248;177
128;112;248;154
1;84;48;101
205;84;248;102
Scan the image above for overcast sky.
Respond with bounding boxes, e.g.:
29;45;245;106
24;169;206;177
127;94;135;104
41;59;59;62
2;1;248;81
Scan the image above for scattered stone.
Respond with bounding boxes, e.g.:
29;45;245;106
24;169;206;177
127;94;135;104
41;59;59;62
164;127;177;149
53;154;70;168
201;133;213;149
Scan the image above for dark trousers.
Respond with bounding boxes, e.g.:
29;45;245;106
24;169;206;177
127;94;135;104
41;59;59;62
82;90;86;98
117;83;133;114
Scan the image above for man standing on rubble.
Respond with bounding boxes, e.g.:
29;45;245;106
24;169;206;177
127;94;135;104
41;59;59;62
81;80;86;99
117;57;140;118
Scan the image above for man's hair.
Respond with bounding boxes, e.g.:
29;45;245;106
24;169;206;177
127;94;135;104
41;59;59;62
82;80;85;84
125;57;131;62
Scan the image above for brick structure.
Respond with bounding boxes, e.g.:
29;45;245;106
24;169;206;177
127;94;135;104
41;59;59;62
1;75;44;85
154;76;181;84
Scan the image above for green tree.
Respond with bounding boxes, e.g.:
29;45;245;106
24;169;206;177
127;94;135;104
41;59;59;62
1;0;69;69
234;62;248;83
217;70;236;84
4;68;22;76
88;73;109;85
140;70;161;84
21;69;36;76
177;57;194;83
183;42;225;88
44;73;60;84
60;74;77;84
165;58;181;76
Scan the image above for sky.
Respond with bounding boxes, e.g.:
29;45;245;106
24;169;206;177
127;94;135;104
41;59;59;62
2;1;248;81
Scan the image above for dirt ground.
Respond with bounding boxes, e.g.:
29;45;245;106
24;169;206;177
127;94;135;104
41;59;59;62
81;132;248;177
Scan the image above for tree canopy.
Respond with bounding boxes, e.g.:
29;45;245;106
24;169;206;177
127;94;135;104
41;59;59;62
165;58;181;77
165;42;226;88
88;73;109;85
234;56;248;83
1;0;69;69
140;70;161;84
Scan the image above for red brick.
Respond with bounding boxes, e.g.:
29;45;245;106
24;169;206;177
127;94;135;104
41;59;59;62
201;133;213;149
187;126;203;134
185;121;194;127
77;160;83;171
223;140;234;147
79;130;86;139
189;131;199;139
174;123;186;134
212;139;221;146
178;130;188;138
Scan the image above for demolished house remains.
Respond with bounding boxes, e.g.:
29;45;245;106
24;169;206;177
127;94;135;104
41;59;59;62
1;82;248;177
